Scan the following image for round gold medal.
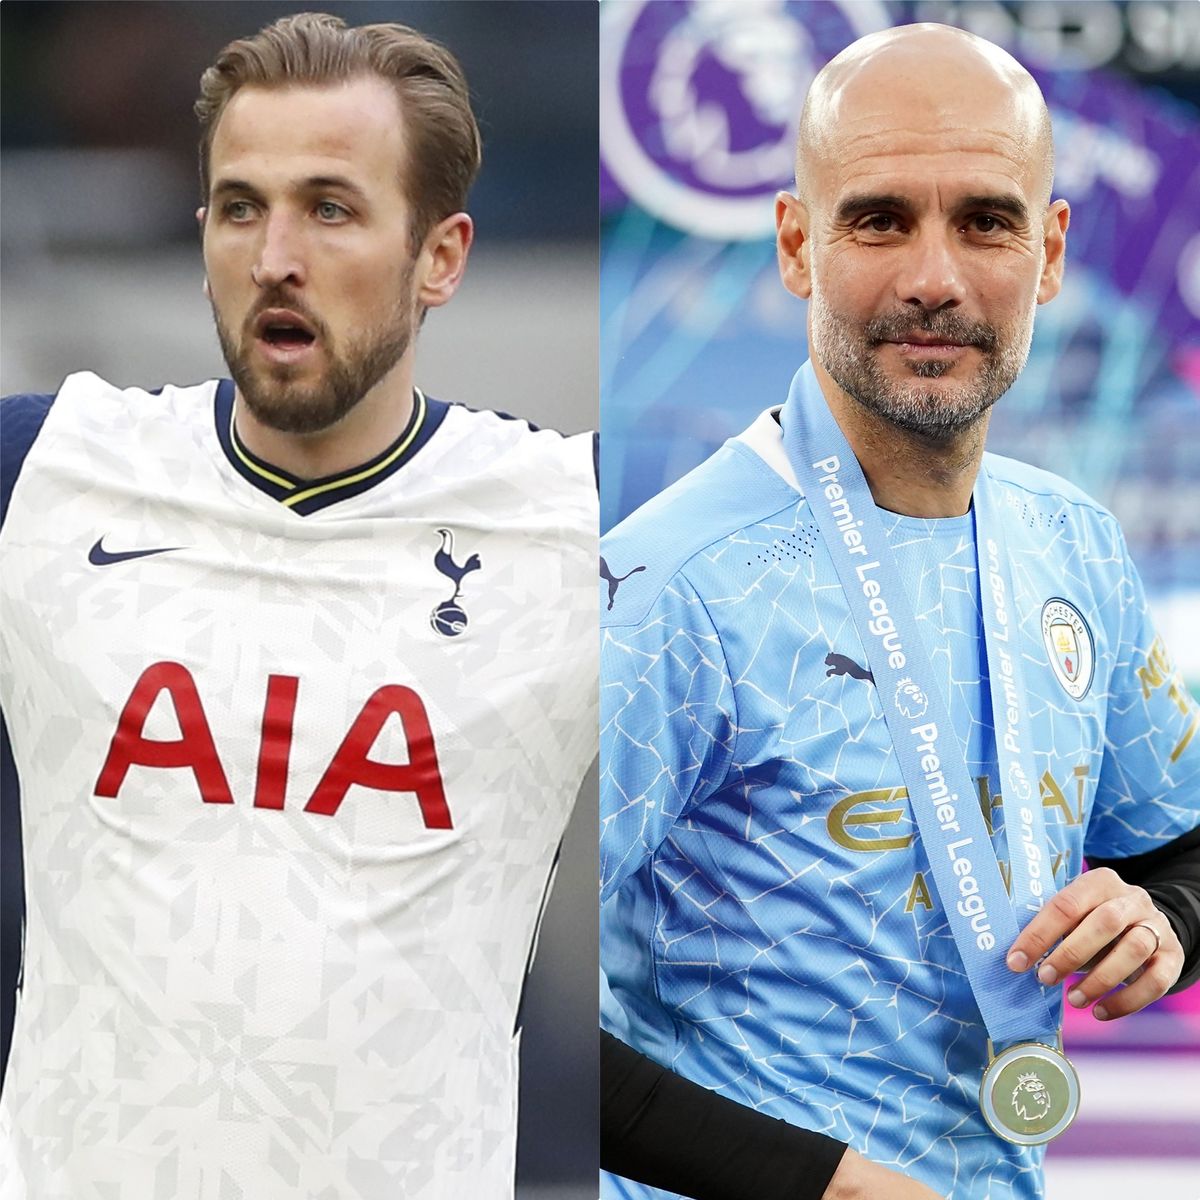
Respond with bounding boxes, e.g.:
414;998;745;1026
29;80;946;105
979;1041;1080;1145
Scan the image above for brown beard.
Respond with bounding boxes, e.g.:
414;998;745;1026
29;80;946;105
211;269;415;436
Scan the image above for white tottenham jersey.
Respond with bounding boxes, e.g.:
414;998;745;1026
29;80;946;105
0;372;598;1200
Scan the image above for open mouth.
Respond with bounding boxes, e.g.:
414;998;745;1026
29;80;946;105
253;307;320;356
261;324;316;350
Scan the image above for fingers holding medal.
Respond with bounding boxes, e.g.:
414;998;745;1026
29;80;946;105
1005;868;1184;1020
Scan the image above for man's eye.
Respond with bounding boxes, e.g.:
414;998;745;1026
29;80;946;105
970;214;1004;234
224;201;255;220
316;201;347;221
862;214;899;233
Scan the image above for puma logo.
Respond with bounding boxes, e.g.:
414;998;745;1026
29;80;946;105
599;556;646;611
825;652;873;684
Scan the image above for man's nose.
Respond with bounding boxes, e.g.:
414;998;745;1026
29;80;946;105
252;213;306;289
894;229;966;310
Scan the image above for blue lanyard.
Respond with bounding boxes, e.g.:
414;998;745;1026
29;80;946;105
782;362;1058;1049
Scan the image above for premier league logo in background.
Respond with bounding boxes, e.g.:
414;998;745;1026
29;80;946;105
600;0;889;239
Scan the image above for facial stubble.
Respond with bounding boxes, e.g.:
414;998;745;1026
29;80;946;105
809;283;1038;442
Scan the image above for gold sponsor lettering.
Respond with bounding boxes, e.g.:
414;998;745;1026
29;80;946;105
905;871;933;913
1136;636;1199;762
1040;768;1084;828
975;774;1002;834
832;766;1092;856
1171;715;1198;765
1137;637;1172;700
827;787;912;852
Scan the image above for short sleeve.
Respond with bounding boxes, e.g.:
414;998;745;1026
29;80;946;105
1086;525;1200;860
600;571;737;901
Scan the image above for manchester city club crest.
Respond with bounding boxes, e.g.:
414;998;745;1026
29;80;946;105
430;528;482;638
1040;598;1095;700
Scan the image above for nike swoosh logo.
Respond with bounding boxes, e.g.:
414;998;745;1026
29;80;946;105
88;537;181;566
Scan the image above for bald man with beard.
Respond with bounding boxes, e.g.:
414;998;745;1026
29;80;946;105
599;23;1200;1200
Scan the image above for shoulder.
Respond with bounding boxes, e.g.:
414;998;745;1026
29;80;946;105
9;371;215;430
1;390;56;455
2;372;216;528
1;390;56;528
984;451;1125;542
438;399;597;491
601;425;800;628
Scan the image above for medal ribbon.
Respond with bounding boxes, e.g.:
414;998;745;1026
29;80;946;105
782;362;1057;1050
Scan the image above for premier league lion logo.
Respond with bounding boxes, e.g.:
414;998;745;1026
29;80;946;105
893;677;928;720
1011;1071;1052;1123
600;0;890;239
1006;761;1033;803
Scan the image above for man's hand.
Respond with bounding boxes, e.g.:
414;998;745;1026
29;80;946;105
823;1148;944;1199
1005;867;1184;1020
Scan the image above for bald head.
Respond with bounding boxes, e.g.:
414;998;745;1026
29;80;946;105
796;24;1054;211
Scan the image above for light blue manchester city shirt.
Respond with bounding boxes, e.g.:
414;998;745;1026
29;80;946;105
599;385;1200;1200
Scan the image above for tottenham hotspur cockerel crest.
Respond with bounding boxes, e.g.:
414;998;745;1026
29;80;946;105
431;528;482;637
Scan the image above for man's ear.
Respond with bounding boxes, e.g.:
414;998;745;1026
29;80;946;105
776;192;812;300
1037;199;1070;305
197;209;210;300
417;213;474;311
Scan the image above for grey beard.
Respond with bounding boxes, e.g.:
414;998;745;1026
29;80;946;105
810;293;1035;441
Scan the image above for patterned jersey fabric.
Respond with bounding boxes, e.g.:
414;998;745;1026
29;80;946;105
599;385;1200;1200
0;373;598;1200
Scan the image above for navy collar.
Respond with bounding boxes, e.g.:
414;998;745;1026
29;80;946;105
213;379;447;515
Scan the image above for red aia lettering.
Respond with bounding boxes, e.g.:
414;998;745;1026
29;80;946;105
94;661;234;804
253;674;299;810
305;685;451;827
94;664;451;828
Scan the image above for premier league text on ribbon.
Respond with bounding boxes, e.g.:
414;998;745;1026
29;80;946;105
814;456;906;670
816;454;1007;951
984;536;1046;915
908;721;994;951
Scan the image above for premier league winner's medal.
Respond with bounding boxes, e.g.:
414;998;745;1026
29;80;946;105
782;363;1081;1146
980;1040;1081;1145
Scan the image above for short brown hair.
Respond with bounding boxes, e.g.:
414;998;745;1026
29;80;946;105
195;12;482;244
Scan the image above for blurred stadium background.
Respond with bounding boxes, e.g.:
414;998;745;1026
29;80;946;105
0;2;595;1197
601;1;1198;1196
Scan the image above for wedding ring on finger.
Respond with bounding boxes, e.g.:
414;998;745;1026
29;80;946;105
1128;921;1161;959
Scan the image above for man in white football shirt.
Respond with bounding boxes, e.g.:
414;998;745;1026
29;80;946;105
0;13;596;1199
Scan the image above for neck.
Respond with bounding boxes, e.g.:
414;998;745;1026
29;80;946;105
813;361;988;518
234;358;416;480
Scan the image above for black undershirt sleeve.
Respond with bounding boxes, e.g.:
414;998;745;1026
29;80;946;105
601;1030;848;1200
598;833;1200;1200
1087;822;1200;993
